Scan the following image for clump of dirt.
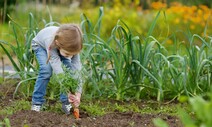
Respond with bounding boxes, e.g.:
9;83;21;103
3;110;182;127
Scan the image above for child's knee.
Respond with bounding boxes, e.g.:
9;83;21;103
39;67;52;79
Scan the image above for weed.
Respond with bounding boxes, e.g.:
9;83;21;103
80;102;106;116
0;118;11;127
0;100;30;117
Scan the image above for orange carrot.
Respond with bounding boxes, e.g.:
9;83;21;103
73;108;80;119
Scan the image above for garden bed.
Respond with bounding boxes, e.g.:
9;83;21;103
0;80;183;127
2;110;182;127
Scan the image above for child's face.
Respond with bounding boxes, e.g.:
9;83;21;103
59;48;79;57
54;40;79;57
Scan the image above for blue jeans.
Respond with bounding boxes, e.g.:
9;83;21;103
32;45;72;105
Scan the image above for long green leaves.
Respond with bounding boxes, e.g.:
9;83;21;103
2;7;212;102
0;13;39;79
81;7;212;101
0;12;58;98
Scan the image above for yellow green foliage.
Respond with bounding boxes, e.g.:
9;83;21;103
61;2;211;44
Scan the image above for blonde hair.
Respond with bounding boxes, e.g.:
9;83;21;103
46;24;83;64
55;24;83;52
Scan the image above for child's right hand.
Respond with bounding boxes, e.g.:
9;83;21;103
68;92;81;107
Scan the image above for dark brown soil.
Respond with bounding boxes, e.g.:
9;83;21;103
3;110;182;127
0;80;18;107
0;80;183;127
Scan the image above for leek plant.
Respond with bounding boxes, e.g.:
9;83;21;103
0;10;59;98
2;6;212;102
81;7;212;101
80;7;105;97
0;13;39;79
0;13;39;98
97;21;133;100
184;33;212;96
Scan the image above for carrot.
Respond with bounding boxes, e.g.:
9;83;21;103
73;108;80;119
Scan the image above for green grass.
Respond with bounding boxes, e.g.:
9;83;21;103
0;98;187;118
0;100;31;117
80;99;188;116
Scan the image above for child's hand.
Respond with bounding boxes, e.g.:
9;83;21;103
68;92;81;107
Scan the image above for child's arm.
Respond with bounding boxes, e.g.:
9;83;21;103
70;54;83;94
70;54;82;71
47;48;64;74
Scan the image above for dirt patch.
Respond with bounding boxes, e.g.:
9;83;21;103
0;80;183;127
0;81;17;107
3;110;182;127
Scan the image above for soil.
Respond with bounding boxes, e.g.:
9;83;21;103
2;110;182;127
0;80;183;127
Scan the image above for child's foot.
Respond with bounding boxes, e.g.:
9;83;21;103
62;101;72;115
31;104;41;112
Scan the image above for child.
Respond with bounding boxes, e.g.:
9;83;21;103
31;24;83;115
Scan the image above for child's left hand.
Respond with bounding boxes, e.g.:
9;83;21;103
68;92;81;107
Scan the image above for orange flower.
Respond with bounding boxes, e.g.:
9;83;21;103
151;2;167;10
199;5;209;11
